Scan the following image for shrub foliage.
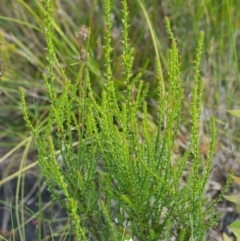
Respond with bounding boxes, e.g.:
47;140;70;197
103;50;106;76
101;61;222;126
20;0;228;240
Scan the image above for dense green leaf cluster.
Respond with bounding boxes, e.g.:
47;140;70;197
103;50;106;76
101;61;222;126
20;0;227;240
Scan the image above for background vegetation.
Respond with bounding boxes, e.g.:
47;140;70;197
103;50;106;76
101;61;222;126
0;0;240;240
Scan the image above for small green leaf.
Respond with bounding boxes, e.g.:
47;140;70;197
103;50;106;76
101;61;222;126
232;176;240;185
229;220;240;229
230;228;240;241
227;109;240;117
223;232;232;241
223;195;240;204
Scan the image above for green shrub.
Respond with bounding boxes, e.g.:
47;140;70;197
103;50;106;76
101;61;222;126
20;0;228;240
